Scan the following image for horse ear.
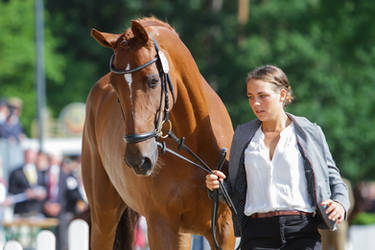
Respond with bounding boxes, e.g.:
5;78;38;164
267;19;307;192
131;20;149;44
91;28;121;49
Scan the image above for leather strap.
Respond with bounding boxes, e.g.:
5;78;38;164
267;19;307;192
250;210;312;219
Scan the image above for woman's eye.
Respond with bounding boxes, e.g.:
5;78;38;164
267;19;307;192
248;96;254;100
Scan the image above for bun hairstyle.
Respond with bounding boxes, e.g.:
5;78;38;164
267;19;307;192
246;65;294;106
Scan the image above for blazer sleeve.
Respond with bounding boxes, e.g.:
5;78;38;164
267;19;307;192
8;169;24;195
318;126;350;216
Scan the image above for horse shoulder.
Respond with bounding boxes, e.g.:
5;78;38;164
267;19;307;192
86;74;112;112
83;73;115;152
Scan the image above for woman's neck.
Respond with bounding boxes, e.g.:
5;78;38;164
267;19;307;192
261;112;291;133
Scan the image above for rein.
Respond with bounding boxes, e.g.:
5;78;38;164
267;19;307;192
110;35;242;250
158;132;243;250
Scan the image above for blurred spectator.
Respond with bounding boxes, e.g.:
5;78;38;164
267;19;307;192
7;97;23;119
43;154;62;218
63;156;88;214
0;159;9;207
44;156;87;217
134;216;148;250
0;99;9;125
0;156;7;204
350;181;375;223
69;155;90;230
320;178;355;250
368;182;375;213
43;154;86;250
0;97;25;143
36;150;50;173
7;149;47;215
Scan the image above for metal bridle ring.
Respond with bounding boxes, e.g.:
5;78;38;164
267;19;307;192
158;120;172;139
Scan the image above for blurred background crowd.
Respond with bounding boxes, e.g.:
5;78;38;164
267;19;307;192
0;97;89;250
0;98;25;143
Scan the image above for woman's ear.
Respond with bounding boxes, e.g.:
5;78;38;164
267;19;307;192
280;88;287;103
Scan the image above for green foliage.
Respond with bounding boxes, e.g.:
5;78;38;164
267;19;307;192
1;0;375;182
0;0;66;134
351;212;375;225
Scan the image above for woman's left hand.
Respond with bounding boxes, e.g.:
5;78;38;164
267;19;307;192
321;199;345;224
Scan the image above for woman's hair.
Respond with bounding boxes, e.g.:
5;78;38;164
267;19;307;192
246;65;294;106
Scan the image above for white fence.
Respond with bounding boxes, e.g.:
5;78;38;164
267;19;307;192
2;219;89;250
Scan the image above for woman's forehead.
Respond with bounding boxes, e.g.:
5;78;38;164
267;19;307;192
246;79;276;93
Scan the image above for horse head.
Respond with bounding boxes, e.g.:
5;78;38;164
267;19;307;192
91;20;176;176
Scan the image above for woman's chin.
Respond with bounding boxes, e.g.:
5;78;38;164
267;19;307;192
255;112;267;121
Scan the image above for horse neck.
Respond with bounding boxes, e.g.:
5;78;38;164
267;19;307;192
167;41;217;149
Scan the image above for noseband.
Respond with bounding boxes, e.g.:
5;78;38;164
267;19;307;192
109;36;175;144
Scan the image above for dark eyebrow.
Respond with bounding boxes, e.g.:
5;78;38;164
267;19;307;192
247;91;267;96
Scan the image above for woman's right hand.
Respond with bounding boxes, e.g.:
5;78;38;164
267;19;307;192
206;170;226;191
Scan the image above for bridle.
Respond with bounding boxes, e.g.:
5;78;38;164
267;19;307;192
109;35;242;250
110;35;175;144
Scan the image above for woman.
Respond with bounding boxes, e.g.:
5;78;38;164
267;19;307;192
206;65;350;249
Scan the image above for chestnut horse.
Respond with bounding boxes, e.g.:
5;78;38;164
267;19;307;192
82;17;235;250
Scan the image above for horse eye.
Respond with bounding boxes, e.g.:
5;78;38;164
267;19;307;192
148;76;159;89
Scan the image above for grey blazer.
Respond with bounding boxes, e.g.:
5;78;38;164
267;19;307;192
223;113;350;236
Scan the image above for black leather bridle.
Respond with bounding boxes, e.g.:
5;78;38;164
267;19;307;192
110;35;175;144
109;35;242;250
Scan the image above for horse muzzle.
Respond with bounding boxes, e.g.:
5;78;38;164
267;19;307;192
124;141;158;176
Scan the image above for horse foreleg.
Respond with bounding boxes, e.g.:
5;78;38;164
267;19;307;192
86;171;126;250
147;218;191;250
203;205;236;250
204;232;236;250
82;142;126;250
113;207;139;250
90;197;126;250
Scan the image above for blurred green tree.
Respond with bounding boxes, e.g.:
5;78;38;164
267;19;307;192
44;0;375;181
0;0;65;135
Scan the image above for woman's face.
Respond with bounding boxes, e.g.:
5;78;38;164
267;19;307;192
246;79;286;122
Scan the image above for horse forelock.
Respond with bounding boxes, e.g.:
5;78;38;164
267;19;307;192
115;17;180;51
117;30;153;50
116;30;134;49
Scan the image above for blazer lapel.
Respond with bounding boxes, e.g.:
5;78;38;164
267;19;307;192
233;119;261;191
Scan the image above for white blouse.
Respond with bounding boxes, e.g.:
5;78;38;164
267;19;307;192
243;122;315;216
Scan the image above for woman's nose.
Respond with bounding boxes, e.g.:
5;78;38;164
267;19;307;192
254;98;261;106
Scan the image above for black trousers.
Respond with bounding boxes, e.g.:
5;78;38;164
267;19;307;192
241;213;321;250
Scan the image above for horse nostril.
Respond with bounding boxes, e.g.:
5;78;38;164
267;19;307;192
141;157;152;171
125;153;153;175
124;155;133;169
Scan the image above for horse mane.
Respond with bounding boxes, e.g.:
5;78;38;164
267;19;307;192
134;17;176;32
118;17;178;48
